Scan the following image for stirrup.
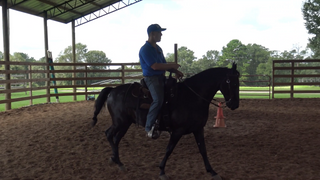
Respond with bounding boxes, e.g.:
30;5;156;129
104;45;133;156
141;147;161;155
147;125;161;139
152;130;161;139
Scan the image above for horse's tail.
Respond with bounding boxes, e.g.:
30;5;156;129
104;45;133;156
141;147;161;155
91;87;114;127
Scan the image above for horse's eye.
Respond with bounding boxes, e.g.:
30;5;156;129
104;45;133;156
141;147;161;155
226;79;230;83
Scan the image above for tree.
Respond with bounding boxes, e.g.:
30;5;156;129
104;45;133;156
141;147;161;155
0;51;3;70
55;43;88;63
191;50;220;75
166;46;196;77
0;51;3;60
85;50;112;85
32;57;47;87
10;52;36;71
54;43;88;85
290;44;310;59
245;44;272;85
246;44;271;74
218;39;249;84
85;50;111;69
302;0;320;57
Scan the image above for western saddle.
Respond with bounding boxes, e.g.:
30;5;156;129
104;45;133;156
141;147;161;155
131;74;178;129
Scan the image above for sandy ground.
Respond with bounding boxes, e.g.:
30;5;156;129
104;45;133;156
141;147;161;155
1;98;320;180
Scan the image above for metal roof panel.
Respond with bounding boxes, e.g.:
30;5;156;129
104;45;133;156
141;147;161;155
0;0;140;25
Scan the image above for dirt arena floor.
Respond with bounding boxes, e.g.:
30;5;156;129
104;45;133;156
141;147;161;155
1;98;320;180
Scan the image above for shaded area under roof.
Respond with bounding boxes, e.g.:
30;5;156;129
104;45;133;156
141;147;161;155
0;0;142;26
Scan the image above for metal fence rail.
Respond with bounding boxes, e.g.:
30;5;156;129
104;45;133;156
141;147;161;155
272;59;320;98
3;59;320;111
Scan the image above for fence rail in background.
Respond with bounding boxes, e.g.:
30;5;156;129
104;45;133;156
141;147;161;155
272;59;320;98
239;75;271;99
2;59;320;111
0;74;27;90
0;61;50;106
214;74;271;99
0;61;144;110
49;62;142;101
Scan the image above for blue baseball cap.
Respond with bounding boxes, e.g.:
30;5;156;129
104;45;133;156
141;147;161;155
147;24;166;35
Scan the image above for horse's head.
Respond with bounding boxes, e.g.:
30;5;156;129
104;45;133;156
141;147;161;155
219;63;240;110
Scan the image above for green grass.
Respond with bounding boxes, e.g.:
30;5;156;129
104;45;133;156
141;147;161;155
240;87;271;90
240;85;320;91
1;85;320;112
0;89;87;112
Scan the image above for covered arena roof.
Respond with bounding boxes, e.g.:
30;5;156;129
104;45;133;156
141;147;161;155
0;0;141;26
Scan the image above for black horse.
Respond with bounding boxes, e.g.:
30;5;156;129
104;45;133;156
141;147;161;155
91;63;240;180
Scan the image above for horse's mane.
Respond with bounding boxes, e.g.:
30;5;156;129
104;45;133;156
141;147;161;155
183;67;230;84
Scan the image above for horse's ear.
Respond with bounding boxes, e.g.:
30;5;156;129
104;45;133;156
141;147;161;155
232;62;237;70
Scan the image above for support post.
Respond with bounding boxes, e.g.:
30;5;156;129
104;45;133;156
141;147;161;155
72;20;77;101
121;65;125;84
2;0;11;110
44;11;50;103
272;61;275;99
290;61;294;98
29;65;32;105
174;43;178;64
85;66;88;101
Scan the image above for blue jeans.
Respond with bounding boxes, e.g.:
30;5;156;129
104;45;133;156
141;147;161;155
144;75;165;132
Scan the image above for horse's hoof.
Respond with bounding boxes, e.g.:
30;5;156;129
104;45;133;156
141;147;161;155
108;157;116;166
91;119;97;127
159;174;169;180
212;174;222;180
119;165;127;172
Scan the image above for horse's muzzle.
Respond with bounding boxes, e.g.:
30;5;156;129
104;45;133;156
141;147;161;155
226;99;239;110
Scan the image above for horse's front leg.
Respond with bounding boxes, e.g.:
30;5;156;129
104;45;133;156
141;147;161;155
159;130;183;180
193;128;222;180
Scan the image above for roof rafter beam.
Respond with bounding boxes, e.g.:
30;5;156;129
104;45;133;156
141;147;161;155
75;0;142;27
87;1;101;8
7;0;30;8
38;0;96;20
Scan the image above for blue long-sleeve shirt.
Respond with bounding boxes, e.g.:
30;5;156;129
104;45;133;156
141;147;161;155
139;41;167;76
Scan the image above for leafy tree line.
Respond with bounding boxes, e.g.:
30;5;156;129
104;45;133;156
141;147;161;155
303;0;320;57
0;40;316;86
53;43;112;85
0;43;112;86
166;39;313;85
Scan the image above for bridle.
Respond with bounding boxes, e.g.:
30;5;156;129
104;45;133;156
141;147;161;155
184;73;238;108
184;83;222;107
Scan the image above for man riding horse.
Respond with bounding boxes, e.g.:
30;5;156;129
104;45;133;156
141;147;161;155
139;24;184;139
91;24;239;180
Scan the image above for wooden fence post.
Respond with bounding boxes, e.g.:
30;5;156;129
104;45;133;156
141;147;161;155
290;61;294;98
29;65;32;105
174;43;178;64
272;61;275;99
85;66;88;101
121;65;125;84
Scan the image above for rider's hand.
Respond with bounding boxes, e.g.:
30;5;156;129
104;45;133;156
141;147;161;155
175;70;184;80
172;64;181;69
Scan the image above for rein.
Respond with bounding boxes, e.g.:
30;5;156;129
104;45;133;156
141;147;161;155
183;82;226;108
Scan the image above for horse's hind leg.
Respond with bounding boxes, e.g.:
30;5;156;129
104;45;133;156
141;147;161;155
105;126;120;165
193;128;222;180
113;123;131;146
105;123;131;171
